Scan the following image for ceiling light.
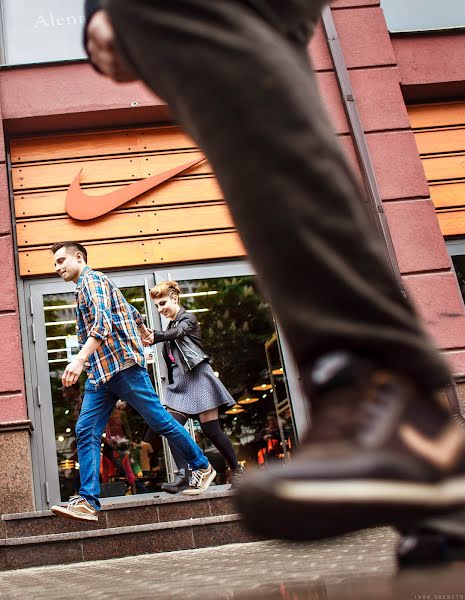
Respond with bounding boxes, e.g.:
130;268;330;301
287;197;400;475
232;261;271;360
272;367;284;376
225;404;245;414
45;320;76;327
252;382;272;391
44;304;76;311
238;395;259;405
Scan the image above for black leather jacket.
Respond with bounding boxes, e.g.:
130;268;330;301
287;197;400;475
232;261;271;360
152;307;209;383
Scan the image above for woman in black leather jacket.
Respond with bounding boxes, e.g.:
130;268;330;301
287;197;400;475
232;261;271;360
144;280;243;493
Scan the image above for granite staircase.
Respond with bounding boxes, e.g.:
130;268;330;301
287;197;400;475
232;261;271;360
0;486;261;571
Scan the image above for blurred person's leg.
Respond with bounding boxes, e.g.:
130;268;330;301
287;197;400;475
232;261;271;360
105;0;448;387
105;0;465;538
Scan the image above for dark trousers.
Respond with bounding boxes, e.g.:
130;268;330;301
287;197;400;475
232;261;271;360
106;0;450;393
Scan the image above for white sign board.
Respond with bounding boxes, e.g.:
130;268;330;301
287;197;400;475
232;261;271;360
2;0;86;65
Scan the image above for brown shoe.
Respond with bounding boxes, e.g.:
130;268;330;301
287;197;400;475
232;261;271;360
51;495;98;522
235;352;465;541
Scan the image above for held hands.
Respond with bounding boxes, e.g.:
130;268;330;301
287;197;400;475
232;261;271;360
140;325;155;347
86;10;137;82
62;357;85;387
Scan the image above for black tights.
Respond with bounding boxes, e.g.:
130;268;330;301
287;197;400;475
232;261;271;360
168;410;239;472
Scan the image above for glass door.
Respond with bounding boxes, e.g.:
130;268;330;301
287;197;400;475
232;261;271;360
155;262;302;477
28;272;171;508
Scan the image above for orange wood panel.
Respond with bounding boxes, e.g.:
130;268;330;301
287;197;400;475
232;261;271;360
12;151;209;191
14;176;222;219
18;203;234;246
409;103;465;238
421;154;465;182
18;231;245;276
436;210;465;237
11;124;245;278
414;128;465;156
10;126;195;164
429;182;465;209
409;103;465;130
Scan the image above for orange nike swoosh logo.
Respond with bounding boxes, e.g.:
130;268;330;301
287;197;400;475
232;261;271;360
66;156;206;220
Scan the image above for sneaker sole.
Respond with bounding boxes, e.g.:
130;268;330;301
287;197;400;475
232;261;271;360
276;476;465;506
160;486;188;494
182;468;217;496
235;476;465;541
51;506;98;522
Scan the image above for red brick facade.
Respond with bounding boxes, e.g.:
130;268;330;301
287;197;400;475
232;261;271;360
0;0;464;512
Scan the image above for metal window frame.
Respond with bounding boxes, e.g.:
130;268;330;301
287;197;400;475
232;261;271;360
24;271;159;510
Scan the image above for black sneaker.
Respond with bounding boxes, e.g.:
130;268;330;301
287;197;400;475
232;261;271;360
235;352;465;541
397;507;465;566
161;469;190;494
230;465;245;489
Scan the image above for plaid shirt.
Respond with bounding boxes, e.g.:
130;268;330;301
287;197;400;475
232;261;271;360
75;267;146;386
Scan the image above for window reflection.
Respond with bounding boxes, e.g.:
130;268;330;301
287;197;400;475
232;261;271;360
169;276;297;477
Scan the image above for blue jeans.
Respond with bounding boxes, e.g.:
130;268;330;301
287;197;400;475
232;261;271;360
75;365;208;510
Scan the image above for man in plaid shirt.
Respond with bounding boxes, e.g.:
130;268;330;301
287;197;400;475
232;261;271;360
50;241;216;522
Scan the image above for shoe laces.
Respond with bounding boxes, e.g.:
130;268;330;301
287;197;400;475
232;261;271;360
189;469;205;487
67;495;84;508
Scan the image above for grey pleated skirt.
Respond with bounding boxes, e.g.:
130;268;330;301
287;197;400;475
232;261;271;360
164;360;235;416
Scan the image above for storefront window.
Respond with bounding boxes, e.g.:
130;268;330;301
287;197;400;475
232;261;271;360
174;276;297;476
381;0;465;33
0;0;86;65
37;271;298;504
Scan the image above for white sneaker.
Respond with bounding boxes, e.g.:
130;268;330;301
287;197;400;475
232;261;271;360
182;464;217;495
51;495;98;521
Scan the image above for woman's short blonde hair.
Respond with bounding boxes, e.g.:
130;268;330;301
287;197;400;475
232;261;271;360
150;280;181;300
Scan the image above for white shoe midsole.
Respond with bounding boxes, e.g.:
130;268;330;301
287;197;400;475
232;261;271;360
275;476;465;506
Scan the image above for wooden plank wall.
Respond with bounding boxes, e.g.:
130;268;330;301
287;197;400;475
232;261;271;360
10;125;244;276
409;103;465;237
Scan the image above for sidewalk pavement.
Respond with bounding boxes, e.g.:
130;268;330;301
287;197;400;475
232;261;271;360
0;527;463;599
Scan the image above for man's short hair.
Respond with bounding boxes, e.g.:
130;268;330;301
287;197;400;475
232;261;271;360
51;241;87;263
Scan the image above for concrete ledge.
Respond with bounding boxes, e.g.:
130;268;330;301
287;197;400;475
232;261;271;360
0;514;241;547
2;485;233;521
0;514;262;570
1;488;237;540
0;420;33;433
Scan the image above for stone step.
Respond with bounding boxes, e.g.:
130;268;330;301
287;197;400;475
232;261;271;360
0;513;262;571
1;486;235;540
